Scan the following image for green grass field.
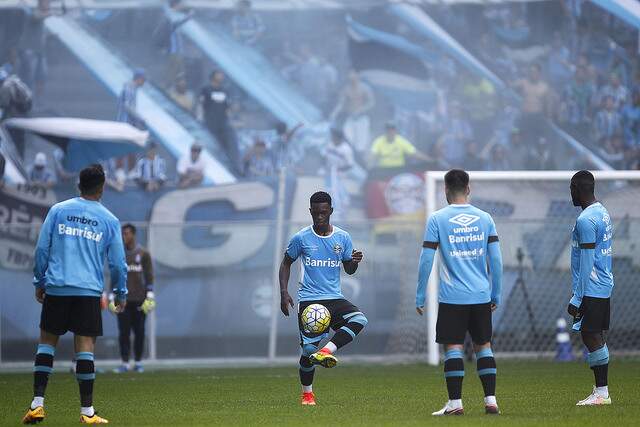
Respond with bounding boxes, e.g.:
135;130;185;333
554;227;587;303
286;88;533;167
1;360;639;426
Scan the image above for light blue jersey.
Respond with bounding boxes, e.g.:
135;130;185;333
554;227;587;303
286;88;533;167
416;204;502;306
286;225;353;302
570;202;614;307
33;197;128;299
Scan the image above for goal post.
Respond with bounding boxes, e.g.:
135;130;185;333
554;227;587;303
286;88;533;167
424;170;640;366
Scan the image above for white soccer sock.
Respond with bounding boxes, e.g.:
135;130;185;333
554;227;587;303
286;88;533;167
322;342;337;354
449;399;463;409
81;406;95;417
302;385;313;393
31;397;44;409
484;396;497;406
595;386;609;398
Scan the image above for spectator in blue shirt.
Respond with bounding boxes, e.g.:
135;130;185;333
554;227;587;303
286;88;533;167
163;0;193;87
231;0;264;45
28;152;56;189
243;139;274;178
594;96;622;142
116;69;146;128
441;102;473;167
622;90;640;148
547;33;573;88
595;73;628;111
561;66;594;128
133;142;167;191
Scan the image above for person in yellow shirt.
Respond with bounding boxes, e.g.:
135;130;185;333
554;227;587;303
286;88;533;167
370;122;431;169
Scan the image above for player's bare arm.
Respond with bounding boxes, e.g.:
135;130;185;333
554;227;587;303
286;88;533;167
279;253;295;316
343;249;363;275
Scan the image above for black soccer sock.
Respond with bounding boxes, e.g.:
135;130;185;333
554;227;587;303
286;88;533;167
444;349;464;400
299;356;315;387
476;348;497;397
329;313;368;350
33;344;55;399
588;344;609;388
75;352;96;408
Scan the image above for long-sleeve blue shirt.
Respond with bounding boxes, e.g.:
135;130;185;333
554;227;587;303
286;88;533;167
416;204;503;307
569;202;614;307
33;197;127;299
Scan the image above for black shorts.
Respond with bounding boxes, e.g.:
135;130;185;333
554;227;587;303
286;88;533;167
436;302;492;345
573;296;610;332
298;298;362;345
40;295;103;337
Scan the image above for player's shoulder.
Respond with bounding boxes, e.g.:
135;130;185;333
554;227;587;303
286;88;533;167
595;202;611;219
430;204;492;220
468;205;495;223
578;202;610;224
429;206;449;219
292;225;313;240
93;203;120;224
50;197;78;211
49;197;86;216
332;225;351;240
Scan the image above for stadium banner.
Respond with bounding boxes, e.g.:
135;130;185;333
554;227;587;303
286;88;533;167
0;184;55;270
3;177;640;361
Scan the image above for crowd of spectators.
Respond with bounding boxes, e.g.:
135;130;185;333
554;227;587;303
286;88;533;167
467;0;640;170
0;0;67;117
6;0;640;194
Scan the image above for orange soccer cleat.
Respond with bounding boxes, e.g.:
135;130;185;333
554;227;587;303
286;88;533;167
301;392;316;406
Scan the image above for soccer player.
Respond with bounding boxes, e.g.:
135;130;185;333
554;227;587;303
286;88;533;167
111;223;155;373
415;169;503;416
22;164;127;425
568;170;614;406
279;191;367;406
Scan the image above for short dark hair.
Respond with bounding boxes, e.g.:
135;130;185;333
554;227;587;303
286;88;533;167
310;191;332;207
571;170;595;194
444;169;469;196
122;223;136;234
78;164;105;195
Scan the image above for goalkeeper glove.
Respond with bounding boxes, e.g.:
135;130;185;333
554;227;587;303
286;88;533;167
108;293;118;314
141;291;156;314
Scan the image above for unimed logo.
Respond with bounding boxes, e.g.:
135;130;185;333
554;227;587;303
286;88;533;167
448;213;480;227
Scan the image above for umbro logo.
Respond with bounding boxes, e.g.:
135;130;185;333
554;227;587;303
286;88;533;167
449;214;480;227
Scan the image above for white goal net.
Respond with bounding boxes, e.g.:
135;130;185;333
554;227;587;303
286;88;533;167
421;171;640;365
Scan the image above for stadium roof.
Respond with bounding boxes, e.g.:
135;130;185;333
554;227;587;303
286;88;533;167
0;0;551;10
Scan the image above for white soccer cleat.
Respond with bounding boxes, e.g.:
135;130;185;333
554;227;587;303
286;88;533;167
576;387;612;406
432;401;464;416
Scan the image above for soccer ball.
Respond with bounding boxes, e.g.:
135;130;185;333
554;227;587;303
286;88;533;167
301;304;331;334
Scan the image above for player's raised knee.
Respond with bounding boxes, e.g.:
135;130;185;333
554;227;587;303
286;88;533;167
349;312;368;328
302;343;319;357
